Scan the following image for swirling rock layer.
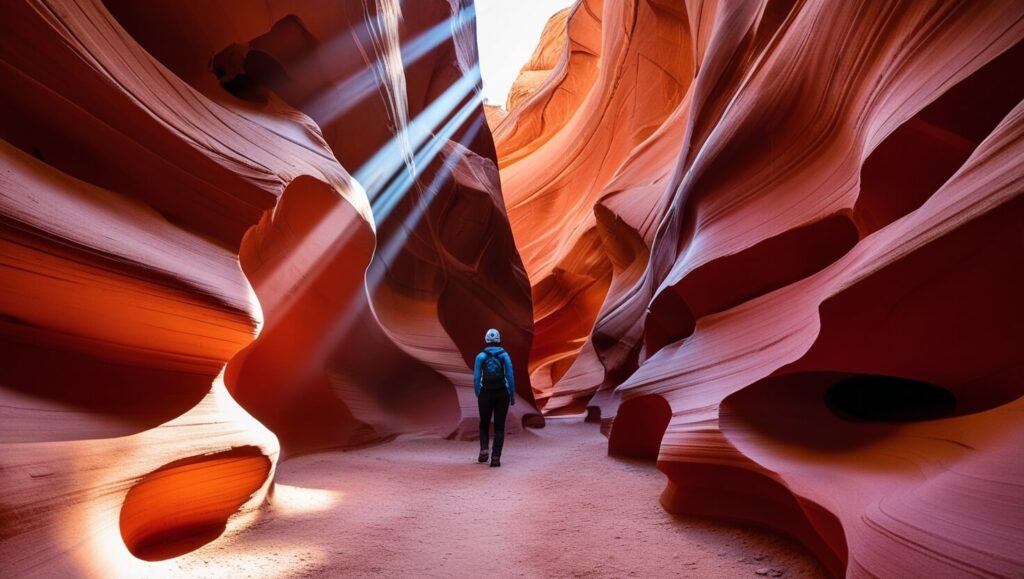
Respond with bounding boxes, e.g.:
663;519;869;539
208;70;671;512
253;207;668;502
494;0;1024;576
1;0;533;574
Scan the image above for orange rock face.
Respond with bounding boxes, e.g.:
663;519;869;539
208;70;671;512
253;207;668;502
1;0;534;573
494;0;1024;576
3;0;1023;575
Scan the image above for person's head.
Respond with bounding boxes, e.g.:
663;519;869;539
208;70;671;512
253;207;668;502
485;328;501;345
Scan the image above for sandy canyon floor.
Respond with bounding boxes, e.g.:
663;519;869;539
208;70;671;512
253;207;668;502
166;418;828;578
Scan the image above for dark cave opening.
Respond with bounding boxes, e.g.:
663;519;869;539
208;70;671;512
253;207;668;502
824;374;956;423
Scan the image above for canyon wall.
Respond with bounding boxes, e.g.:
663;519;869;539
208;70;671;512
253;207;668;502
3;0;1022;576
0;0;534;574
494;0;1024;576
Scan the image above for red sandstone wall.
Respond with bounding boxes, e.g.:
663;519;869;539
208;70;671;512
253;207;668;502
494;1;1024;576
3;0;1022;575
0;0;534;573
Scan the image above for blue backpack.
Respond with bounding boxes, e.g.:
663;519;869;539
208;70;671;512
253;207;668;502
481;350;506;388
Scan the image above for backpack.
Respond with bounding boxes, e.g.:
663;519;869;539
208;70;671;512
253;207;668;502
481;349;506;388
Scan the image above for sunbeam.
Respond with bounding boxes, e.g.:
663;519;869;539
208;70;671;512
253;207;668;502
358;65;482;214
243;2;484;324
315;82;486;360
304;5;477;130
248;63;483;327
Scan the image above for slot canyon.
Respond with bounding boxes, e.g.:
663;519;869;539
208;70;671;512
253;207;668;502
1;0;1022;577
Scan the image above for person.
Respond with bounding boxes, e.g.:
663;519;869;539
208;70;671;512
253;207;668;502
473;328;515;467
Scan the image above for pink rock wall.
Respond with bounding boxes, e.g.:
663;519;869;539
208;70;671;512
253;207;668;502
0;0;534;573
2;0;1022;575
494;0;1024;576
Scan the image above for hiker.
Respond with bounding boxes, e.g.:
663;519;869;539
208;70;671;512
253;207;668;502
473;328;515;467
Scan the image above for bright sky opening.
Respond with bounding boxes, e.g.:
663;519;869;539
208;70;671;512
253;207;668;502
475;0;577;109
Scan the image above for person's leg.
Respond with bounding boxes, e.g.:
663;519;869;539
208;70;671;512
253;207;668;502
491;392;510;458
478;389;494;452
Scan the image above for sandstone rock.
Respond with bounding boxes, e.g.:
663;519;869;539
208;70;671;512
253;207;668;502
493;1;1024;576
0;0;534;572
2;0;1022;576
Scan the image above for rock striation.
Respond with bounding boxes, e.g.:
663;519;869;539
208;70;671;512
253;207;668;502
3;0;1022;575
494;0;1024;576
0;0;534;573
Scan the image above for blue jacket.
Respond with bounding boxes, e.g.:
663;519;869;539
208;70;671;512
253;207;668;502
473;346;515;401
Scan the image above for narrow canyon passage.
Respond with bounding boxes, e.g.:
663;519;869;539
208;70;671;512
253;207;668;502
3;1;1023;576
163;419;826;578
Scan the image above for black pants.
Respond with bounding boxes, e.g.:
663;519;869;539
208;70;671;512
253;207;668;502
478;387;510;457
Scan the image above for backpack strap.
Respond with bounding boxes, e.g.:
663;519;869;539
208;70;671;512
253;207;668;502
492;348;506;370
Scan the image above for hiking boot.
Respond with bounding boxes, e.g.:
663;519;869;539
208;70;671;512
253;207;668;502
478;450;489;463
490;456;501;468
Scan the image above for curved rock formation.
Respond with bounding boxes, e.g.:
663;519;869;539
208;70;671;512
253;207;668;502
102;0;540;448
494;0;1024;576
496;0;694;410
4;0;1022;575
1;0;534;573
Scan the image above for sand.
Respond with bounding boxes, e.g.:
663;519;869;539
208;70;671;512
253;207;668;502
167;417;829;578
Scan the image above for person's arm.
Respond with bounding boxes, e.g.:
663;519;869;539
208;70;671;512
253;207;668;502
502;351;515;405
473;353;483;397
